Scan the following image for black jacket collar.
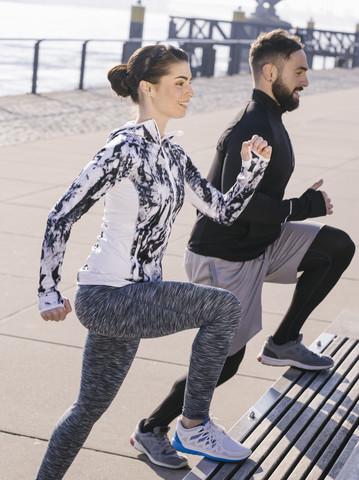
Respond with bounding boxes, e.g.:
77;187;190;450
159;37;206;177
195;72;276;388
252;89;285;118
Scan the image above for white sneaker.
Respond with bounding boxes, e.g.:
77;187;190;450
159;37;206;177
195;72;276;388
171;416;251;462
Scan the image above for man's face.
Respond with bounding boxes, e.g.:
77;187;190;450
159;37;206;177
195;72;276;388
272;49;309;112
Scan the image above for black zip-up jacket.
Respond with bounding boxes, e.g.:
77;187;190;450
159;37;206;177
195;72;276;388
188;89;327;261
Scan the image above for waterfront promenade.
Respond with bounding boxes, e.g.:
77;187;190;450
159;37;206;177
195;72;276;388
0;71;358;479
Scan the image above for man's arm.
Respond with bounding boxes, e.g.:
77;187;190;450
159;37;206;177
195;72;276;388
221;126;329;224
237;187;327;224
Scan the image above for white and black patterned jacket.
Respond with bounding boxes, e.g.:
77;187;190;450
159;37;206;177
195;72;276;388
38;119;269;312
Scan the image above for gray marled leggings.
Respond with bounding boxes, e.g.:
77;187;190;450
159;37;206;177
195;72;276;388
36;281;241;479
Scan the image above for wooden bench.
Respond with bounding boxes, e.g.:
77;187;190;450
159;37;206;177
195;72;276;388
184;310;359;480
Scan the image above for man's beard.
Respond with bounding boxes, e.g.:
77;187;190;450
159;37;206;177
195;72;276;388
272;78;302;112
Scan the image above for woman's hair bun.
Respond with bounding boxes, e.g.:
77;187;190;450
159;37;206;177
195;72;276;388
107;64;131;97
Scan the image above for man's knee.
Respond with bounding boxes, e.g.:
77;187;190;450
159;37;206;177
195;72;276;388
312;225;355;266
332;229;355;265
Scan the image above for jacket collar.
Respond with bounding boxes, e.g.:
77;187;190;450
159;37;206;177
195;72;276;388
108;119;182;144
252;89;285;118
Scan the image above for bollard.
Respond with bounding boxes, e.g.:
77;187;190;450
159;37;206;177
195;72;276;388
228;9;245;75
233;9;246;22
304;18;315;69
307;18;315;29
122;2;145;63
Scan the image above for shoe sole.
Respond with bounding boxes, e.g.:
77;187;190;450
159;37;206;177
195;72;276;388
130;435;188;469
258;354;334;370
171;437;251;463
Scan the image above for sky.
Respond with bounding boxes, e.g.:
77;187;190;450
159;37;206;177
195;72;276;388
1;0;359;33
167;0;359;32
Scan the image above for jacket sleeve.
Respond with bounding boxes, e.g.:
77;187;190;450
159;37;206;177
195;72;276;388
237;188;327;224
38;144;132;312
184;152;269;225
220;121;327;224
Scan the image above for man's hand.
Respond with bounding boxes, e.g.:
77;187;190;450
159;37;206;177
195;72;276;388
310;179;333;215
241;135;272;162
41;297;72;322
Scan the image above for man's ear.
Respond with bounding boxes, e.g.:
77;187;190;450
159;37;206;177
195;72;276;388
262;63;278;83
139;80;152;97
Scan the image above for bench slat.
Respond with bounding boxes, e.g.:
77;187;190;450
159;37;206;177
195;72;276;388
254;342;359;479
306;404;359;479
224;337;348;478
183;334;359;480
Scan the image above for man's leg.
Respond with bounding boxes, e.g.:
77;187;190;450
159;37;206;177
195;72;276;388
142;346;246;432
272;225;355;343
258;224;355;370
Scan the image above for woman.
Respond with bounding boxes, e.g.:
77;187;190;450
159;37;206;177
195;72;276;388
37;44;271;479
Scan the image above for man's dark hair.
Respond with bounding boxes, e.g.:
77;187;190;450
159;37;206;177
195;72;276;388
249;29;304;80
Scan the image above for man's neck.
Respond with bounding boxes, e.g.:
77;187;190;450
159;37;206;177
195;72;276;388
253;83;278;106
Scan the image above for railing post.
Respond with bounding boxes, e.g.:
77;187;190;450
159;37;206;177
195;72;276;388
79;40;89;90
201;45;216;77
32;39;43;94
353;23;359;68
168;17;177;38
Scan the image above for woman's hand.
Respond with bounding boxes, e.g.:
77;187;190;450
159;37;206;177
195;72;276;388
241;135;272;162
41;297;72;322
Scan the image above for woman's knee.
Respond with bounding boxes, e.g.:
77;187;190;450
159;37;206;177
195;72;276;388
213;289;242;327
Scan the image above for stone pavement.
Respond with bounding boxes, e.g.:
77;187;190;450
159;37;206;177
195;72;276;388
0;84;358;479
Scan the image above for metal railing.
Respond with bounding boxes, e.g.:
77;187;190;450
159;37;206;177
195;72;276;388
0;38;131;95
0;36;248;96
1;26;358;97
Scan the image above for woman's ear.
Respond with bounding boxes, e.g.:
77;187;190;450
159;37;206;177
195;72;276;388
262;63;277;84
139;80;152;97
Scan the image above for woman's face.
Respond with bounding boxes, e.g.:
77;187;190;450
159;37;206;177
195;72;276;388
149;61;194;121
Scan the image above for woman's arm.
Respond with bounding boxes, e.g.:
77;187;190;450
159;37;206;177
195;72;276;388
185;136;271;225
38;144;132;317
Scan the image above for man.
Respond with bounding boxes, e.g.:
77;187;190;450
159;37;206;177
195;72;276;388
130;29;355;469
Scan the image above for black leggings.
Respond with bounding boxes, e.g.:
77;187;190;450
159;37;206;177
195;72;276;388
143;225;355;432
273;225;355;344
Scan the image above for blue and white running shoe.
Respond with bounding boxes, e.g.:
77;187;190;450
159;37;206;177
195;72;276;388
171;416;251;462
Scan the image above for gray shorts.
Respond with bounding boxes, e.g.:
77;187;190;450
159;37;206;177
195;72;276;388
184;221;324;355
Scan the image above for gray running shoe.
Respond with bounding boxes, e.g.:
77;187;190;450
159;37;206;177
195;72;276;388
257;334;334;370
130;419;188;469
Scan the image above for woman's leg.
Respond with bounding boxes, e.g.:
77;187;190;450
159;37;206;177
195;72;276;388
76;281;241;419
273;226;355;344
37;280;242;478
36;332;140;480
142;346;246;432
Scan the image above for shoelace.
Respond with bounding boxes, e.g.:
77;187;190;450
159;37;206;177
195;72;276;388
297;342;325;359
154;430;175;454
200;416;227;450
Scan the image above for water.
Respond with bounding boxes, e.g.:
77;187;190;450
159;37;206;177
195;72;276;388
0;0;357;97
0;0;239;96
